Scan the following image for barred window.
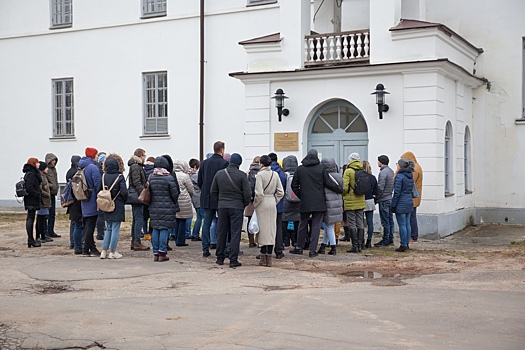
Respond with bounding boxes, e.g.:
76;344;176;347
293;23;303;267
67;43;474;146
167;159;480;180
142;0;167;18
52;78;74;137
143;72;168;135
50;0;72;28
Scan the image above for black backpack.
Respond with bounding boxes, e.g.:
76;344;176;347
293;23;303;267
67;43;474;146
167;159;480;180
352;169;372;195
15;177;27;197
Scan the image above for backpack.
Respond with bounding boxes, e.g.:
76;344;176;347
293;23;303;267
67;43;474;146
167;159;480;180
60;180;75;207
96;174;121;213
285;172;300;202
71;168;91;201
352;169;372;195
15;177;27;197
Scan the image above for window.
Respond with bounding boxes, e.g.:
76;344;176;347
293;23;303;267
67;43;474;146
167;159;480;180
143;72;168;135
142;0;167;18
52;78;74;138
50;0;72;28
247;0;277;6
444;121;453;195
312;105;367;134
464;126;472;193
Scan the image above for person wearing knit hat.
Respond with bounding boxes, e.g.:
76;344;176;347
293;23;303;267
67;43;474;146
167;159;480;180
343;152;366;253
85;147;98;159
229;153;242;166
267;152;287;259
374;154;395;247
349;152;360;161
38;161;48;171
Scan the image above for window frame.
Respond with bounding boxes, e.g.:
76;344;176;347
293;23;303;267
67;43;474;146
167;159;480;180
464;126;472;194
143;71;168;136
52;78;75;138
444;121;453;196
141;0;167;19
246;0;278;7
50;0;72;29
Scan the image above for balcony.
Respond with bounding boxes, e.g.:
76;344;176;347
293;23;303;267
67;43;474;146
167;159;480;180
304;29;370;66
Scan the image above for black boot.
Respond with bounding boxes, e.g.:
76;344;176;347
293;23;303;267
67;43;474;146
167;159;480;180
357;229;365;252
317;243;326;254
340;227;351;241
365;239;372;249
346;229;359;253
328;245;336;255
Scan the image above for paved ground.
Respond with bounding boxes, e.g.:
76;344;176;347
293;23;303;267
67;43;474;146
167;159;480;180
0;213;524;349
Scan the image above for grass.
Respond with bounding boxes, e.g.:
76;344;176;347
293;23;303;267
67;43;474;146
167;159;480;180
510;240;525;246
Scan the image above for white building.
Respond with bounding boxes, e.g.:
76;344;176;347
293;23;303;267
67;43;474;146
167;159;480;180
1;0;524;237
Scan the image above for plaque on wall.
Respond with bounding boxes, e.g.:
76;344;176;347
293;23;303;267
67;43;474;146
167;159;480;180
274;132;299;151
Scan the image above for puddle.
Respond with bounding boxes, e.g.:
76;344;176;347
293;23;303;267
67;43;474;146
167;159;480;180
342;271;384;279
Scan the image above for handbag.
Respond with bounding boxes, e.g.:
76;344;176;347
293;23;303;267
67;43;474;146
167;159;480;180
138;175;152;205
412;183;420;198
248;211;260;234
126;187;141;205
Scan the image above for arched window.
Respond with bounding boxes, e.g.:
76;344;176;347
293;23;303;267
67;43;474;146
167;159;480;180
311;104;367;134
464;126;472;193
445;121;453;195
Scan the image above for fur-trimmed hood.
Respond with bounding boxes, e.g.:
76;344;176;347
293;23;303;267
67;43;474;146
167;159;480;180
104;154;125;174
127;154;143;167
173;159;189;173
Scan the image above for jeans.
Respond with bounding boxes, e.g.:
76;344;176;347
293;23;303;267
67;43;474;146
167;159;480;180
96;213;105;238
192;207;204;238
346;209;364;230
175;218;189;246
82;215;98;253
202;208;217;252
102;221;121;252
26;209;37;243
185;218;192;238
378;200;395;243
131;204;144;244
216;208;243;263
73;220;83;250
152;228;169;254
410;207;419;240
322;223;336;246
365;210;374;241
274;213;283;254
396;212;411;247
210;216;217;244
47;195;56;235
297;211;323;253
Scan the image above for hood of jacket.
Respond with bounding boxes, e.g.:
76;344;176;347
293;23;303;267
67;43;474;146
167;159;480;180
321;158;337;173
162;154;174;174
45;153;58;166
70;155;81;168
103;154;124;174
270;161;282;173
401;151;418;163
78;156;96;169
348;159;363;171
301;149;320;167
22;163;41;180
282;155;298;173
154;156;169;171
173;159;189;173
398;167;414;179
127;155;143;167
249;162;260;172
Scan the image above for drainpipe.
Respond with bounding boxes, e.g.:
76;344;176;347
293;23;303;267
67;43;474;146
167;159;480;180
199;0;205;161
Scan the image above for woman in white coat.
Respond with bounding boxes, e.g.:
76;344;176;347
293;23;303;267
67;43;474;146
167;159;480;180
254;155;284;267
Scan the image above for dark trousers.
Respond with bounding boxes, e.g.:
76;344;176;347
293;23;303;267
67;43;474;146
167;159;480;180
96;213;105;238
174;218;188;246
410;207;419;240
36;214;47;240
131;204;144;244
274;213;283;254
216;208;243;263
82;215;98;253
26;209;37;243
47;195;56;235
297;211;323;253
283;220;299;247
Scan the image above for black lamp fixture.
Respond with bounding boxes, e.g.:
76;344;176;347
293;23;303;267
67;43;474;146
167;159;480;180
272;88;289;122
371;83;390;119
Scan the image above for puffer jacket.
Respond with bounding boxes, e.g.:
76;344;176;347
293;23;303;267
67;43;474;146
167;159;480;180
342;159;366;210
270;161;286;213
78;156;102;218
321;158;343;224
149;157;180;230
376;164;394;202
174;159;194;219
392;168;415;214
189;170;201;209
282;156;300;222
22;163;42;210
101;154;128;222
401;151;423;207
40;171;51;208
45;153;59;196
128;155;146;195
66;155;82;221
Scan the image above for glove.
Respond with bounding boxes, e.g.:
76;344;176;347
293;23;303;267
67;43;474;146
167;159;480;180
391;206;396;213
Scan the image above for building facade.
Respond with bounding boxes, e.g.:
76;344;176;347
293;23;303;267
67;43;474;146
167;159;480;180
1;0;524;236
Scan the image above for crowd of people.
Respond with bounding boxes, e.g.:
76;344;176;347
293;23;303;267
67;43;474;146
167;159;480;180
21;141;423;267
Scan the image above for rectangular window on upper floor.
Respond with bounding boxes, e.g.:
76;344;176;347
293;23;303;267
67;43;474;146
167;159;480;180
143;72;168;135
50;0;72;28
52;78;75;138
247;0;278;6
142;0;167;18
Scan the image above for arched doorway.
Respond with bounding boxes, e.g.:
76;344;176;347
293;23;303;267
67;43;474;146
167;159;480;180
308;100;368;169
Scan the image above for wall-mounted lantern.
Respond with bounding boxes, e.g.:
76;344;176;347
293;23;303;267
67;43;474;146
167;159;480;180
371;83;390;119
272;89;289;122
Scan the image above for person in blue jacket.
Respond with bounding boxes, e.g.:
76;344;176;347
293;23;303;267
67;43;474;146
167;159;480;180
391;158;415;252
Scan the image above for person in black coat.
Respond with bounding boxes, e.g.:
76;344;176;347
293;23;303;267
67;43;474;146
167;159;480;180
149;156;180;262
66;155;82;252
22;158;42;247
100;154;128;259
290;149;342;257
362;160;378;249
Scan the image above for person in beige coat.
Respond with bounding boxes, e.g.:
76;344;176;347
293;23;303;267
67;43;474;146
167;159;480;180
254;155;284;267
173;159;194;247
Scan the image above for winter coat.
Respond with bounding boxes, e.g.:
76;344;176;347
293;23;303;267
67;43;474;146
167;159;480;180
211;163;251;210
282;156;300;222
45;153;59;196
189;170;201;209
66;155;82;221
22;163;42;210
254;166;284;245
128;155;146;195
144;161;155;178
342;159;366;210
198;153;228;210
101;154;128;222
291;150;342;213
40;171;52;208
401;151;423;207
364;173;378;201
270;161;286;213
174;160;194;219
78;157;102;218
376;164;394;202
149;157;180;230
321;158;344;224
243;162;260;217
392;168;415;214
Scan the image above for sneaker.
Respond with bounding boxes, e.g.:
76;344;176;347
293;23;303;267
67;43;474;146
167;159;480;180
289;247;303;255
82;251;91;257
100;251;107;259
96;235;104;241
109;252;123;259
374;240;388;247
275;252;285;259
49;232;61;238
229;261;242;268
395;245;408;252
90;249;101;257
203;251;211;257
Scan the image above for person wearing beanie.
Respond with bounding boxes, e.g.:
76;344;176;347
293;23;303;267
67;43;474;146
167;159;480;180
210;152;251;268
22;158;42;248
343;152;366;253
127;148;150;251
45;152;60;238
267;153;287;260
78;147;103;256
392;158;415;252
349;153;361;161
374;154;395;247
36;161;53;244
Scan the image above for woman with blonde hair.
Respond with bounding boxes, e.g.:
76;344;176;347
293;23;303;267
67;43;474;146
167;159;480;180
361;160;378;249
244;155;260;247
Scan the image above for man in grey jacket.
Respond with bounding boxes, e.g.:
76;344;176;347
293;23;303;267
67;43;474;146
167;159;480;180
374;155;395;247
211;153;251;268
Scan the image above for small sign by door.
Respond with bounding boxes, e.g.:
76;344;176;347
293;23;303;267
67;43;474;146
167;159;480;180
274;132;299;151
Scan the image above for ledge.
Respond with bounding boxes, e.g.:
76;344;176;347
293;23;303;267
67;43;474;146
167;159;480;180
445;192;455;197
465;190;473;195
49;137;76;142
140;12;167;20
139;134;170;140
515;118;525;125
49;24;72;30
